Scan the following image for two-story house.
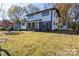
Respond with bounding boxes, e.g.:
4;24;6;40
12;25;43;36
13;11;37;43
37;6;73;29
21;7;61;31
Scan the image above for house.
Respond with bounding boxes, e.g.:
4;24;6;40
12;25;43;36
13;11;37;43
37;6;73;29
21;7;61;31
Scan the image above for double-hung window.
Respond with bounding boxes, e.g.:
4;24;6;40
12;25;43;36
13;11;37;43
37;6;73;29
53;21;57;26
27;15;33;19
53;12;58;19
22;23;25;26
42;10;49;16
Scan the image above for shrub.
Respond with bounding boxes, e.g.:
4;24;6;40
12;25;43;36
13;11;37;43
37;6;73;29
16;29;26;31
6;26;13;31
0;27;6;31
72;22;77;31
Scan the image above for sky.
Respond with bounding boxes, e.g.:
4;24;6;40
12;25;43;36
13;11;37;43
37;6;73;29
0;3;53;20
0;3;45;20
0;3;44;11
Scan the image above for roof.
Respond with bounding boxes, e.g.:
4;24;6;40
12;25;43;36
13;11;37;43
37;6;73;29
26;7;61;17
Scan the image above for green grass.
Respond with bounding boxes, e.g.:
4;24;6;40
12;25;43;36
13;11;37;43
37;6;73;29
0;31;79;56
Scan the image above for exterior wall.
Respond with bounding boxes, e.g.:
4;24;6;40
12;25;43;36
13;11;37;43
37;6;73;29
21;22;27;30
13;23;21;30
27;10;51;21
51;10;59;30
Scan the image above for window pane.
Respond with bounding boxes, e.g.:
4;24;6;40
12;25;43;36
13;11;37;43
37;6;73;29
42;10;49;16
22;23;25;26
53;21;55;25
27;15;33;19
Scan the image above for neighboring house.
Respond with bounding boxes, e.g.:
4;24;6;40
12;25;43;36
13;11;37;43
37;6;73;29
69;4;79;23
0;20;15;27
13;23;21;30
59;23;68;30
21;8;61;31
0;20;15;30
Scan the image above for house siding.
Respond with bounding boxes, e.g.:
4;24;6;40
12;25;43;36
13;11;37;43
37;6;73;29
21;22;27;30
28;10;51;22
51;10;59;30
13;23;21;30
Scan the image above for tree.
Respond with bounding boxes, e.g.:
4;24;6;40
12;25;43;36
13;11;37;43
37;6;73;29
7;5;24;33
8;5;24;23
69;4;79;32
56;3;73;29
0;3;5;21
23;4;40;14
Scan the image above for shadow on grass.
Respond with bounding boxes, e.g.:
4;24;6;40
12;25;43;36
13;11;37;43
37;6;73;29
0;47;11;56
35;30;79;35
3;31;24;35
52;30;79;35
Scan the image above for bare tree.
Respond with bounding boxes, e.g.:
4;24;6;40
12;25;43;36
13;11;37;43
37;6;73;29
7;5;24;32
8;5;24;23
69;4;79;32
23;4;40;14
0;3;5;21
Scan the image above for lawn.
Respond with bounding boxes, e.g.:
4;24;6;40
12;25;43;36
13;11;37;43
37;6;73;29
0;31;79;56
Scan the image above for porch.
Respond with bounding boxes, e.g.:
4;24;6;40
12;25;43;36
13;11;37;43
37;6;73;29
27;20;51;31
27;20;40;31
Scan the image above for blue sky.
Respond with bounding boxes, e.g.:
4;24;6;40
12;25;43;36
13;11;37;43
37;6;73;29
0;3;53;20
1;3;45;11
0;3;45;20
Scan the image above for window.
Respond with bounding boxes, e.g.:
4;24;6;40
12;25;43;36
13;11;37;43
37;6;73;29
27;15;33;19
53;21;57;26
55;22;57;26
35;22;39;29
56;13;58;18
28;23;31;27
54;12;56;17
42;10;49;16
22;23;25;26
53;21;55;25
43;22;50;31
54;12;58;18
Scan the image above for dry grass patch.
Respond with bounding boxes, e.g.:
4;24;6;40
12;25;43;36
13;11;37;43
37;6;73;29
0;31;79;56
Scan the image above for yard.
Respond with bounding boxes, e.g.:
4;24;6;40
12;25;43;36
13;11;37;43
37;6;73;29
0;31;79;56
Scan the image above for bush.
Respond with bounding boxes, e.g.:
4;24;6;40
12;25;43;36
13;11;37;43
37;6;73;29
6;26;13;31
0;27;6;31
16;29;26;31
72;22;77;31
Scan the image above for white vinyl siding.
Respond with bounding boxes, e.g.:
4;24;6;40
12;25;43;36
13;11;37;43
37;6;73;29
27;10;51;21
52;10;59;30
21;22;27;30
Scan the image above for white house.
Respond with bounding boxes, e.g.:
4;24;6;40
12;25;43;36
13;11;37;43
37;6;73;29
21;8;61;31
